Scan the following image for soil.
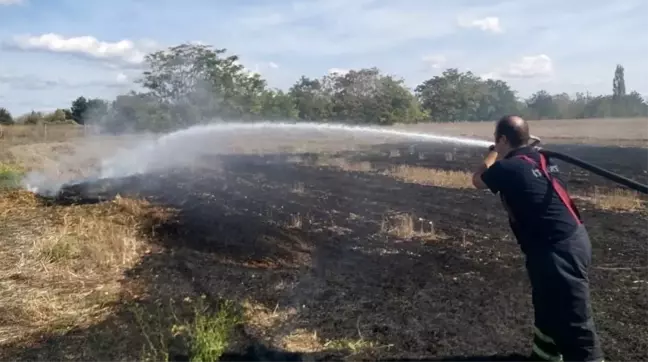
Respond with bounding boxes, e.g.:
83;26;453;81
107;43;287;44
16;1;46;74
2;141;647;361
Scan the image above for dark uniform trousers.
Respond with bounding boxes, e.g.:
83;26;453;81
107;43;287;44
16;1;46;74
523;224;604;362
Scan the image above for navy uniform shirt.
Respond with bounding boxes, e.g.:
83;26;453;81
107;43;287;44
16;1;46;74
480;146;581;250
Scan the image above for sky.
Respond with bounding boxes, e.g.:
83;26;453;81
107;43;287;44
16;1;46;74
1;0;647;115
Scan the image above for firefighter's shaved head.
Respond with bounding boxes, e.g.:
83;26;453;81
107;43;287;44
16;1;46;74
495;115;530;148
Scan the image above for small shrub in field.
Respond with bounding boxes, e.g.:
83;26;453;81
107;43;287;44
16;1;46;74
185;299;241;362
134;297;241;362
0;164;24;189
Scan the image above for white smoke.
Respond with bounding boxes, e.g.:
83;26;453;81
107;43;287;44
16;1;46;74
23;121;491;196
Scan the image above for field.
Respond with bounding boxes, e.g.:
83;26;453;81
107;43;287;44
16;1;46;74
0;118;647;361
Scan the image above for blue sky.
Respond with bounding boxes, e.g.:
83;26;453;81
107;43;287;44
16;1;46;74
1;0;647;115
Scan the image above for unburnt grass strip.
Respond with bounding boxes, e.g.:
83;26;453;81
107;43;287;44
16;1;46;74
0;184;263;361
0;189;168;352
310;156;646;213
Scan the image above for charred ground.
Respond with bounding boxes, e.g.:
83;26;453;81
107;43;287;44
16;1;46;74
1;141;647;361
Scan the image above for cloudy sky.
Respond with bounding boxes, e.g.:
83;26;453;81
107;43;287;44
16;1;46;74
1;0;646;115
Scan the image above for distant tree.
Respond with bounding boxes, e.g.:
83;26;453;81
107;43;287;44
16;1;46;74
415;69;519;122
138;43;268;123
259;89;299;120
289;76;334;121
327;67;425;124
70;96;88;123
0;107;13;125
526;90;560;119
612;64;626;100
105;92;173;133
43;109;68;123
70;97;109;124
18;111;45;125
59;45;648;131
476;79;521;121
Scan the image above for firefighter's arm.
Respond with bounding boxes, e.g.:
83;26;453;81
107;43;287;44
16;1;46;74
472;145;499;190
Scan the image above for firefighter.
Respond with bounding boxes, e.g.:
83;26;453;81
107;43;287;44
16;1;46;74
471;115;604;362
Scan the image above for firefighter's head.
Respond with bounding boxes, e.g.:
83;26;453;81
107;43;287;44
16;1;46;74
494;115;530;155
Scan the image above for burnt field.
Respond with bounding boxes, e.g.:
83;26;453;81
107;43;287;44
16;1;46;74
1;140;647;361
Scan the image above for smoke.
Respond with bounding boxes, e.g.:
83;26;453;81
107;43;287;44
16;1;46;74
19;44;495;197
21;121;490;196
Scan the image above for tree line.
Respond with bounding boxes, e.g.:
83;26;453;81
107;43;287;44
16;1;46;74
1;43;646;132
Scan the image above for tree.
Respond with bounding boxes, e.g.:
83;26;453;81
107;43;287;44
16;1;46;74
59;42;647;132
415;69;518;122
289;76;334;121
70;96;88;123
0;107;13;125
328;68;425;124
43;109;69;123
526;90;560;119
138;43;268;123
612;64;626;100
475;79;521;121
105;92;173;133
16;111;44;125
259;89;299;120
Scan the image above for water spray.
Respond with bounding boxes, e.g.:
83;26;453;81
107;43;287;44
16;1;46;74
23;122;492;196
530;136;648;194
21;122;647;197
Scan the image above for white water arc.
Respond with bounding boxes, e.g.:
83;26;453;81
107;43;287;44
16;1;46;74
99;122;491;176
25;122;492;195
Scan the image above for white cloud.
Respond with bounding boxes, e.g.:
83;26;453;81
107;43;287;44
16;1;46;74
8;33;155;65
0;0;24;5
1;0;646;114
421;55;446;69
115;72;128;83
484;54;554;80
504;54;554;78
268;62;279;69
457;16;503;33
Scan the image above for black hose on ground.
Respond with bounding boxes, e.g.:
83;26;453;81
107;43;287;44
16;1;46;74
538;148;648;195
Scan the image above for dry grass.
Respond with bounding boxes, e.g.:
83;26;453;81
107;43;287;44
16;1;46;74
310;156;645;212
395;117;648;147
313;155;474;190
0;124;85;146
291;181;306;194
583;187;646;212
0;188;175;345
0;119;645;359
315;156;374;172
381;212;437;241
287;213;304;229
386;165;473;189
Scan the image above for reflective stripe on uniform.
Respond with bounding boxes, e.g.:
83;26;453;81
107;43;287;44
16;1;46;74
532;343;563;361
534;326;556;344
532;326;562;361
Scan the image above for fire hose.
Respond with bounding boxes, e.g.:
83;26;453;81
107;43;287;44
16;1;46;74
528;136;648;195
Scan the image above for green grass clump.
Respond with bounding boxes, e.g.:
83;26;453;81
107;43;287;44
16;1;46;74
0;164;24;189
184;298;241;362
134;296;241;362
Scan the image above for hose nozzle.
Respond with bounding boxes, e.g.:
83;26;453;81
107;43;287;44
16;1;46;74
529;135;542;149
